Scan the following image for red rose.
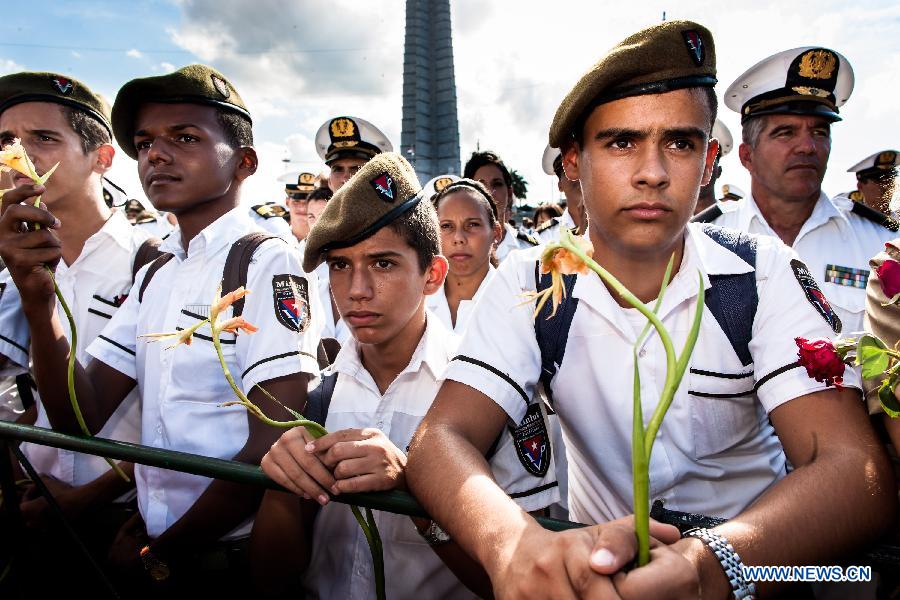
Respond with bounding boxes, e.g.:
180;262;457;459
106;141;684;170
795;337;845;387
876;258;900;299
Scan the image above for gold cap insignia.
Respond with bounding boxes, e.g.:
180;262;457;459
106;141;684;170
877;151;898;168
299;172;316;185
797;50;837;80
791;86;830;98
330;117;356;139
434;177;453;192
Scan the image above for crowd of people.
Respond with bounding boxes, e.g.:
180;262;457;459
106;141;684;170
0;17;898;600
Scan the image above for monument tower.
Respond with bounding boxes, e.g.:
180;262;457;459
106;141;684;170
401;0;461;183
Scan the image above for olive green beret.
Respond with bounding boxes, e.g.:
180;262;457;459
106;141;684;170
0;71;111;136
549;20;716;148
112;64;251;159
303;152;422;272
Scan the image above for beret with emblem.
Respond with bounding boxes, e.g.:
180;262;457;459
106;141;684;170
0;71;111;136
848;150;899;180
286;172;317;199
303;152;422;272
112;64;251;159
725;47;853;123
549;20;716;148
315;116;393;165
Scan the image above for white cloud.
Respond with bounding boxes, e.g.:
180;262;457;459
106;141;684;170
126;49;143;59
0;58;25;75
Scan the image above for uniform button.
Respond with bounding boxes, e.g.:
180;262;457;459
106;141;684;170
639;348;647;358
376;420;384;429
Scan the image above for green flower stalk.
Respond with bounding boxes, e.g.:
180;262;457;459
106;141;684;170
0;139;127;482
141;284;386;600
530;229;704;566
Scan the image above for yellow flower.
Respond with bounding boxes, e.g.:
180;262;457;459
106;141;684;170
0;139;39;181
139;321;206;349
526;235;595;318
0;138;59;185
210;285;250;321
216;316;259;335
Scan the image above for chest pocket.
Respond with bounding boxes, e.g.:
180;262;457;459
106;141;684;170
167;306;238;397
821;280;865;333
88;292;128;322
687;358;760;459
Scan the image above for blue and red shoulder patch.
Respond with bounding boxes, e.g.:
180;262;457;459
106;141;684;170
272;274;311;333
509;402;551;477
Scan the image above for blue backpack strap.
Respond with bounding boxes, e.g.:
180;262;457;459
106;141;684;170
533;261;579;404
698;224;758;367
304;373;338;427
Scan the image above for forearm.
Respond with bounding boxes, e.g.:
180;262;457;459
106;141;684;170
689;440;896;598
421;534;494;599
407;423;539;579
250;490;317;596
23;303;102;433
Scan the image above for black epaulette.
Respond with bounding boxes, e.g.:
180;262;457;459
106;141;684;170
850;201;899;232
252;203;288;219
535;217;559;233
517;230;540;246
691;204;723;223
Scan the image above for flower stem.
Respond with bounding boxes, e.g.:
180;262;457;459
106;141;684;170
47;268;129;482
210;316;383;598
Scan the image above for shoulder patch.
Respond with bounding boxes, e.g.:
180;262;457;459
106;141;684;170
691;204;723;223
508;403;551;477
850;201;899;232
790;259;842;333
517;230;540;246
272;275;311;332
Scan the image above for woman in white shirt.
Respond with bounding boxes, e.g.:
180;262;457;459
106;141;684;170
428;179;502;333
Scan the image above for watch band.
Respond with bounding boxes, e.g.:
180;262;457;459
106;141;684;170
419;520;451;546
140;545;171;582
684;527;756;600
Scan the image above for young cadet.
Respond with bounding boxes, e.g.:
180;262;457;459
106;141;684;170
0;65;320;594
536;144;587;242
463;150;539;260
694;119;733;214
695;47;897;334
406;21;896;599
0;71;145;588
256;153;558;599
284;171;317;243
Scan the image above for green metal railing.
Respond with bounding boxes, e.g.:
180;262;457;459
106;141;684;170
1;420;898;599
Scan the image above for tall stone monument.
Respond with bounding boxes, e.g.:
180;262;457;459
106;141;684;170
401;0;461;183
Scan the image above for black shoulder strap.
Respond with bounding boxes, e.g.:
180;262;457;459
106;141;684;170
698;224;758;366
304;373;338;427
138;253;175;302
132;237;166;282
533;261;579;404
517;229;540;246
850;200;900;232
691;204;724;223
222;232;281;318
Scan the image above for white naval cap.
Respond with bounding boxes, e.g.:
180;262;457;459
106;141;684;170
315;116;393;164
423;174;460;199
724;47;854;123
712;119;733;156
542;144;563;176
721;184;745;200
847;150;899;178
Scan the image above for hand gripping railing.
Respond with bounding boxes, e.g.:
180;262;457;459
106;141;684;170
0;420;897;594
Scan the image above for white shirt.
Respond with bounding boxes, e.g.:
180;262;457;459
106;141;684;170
496;223;537;263
708;193;895;334
425;266;495;334
536;208;577;244
0;210;145;488
305;315;558;600
445;223;859;525
87;206;321;538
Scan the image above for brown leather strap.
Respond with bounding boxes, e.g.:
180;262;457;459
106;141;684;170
221;232;281;317
132;237;166;282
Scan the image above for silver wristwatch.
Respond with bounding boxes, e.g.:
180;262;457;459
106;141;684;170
684;527;757;600
419;520;451;546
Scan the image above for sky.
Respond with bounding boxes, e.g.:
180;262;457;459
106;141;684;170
2;0;899;209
